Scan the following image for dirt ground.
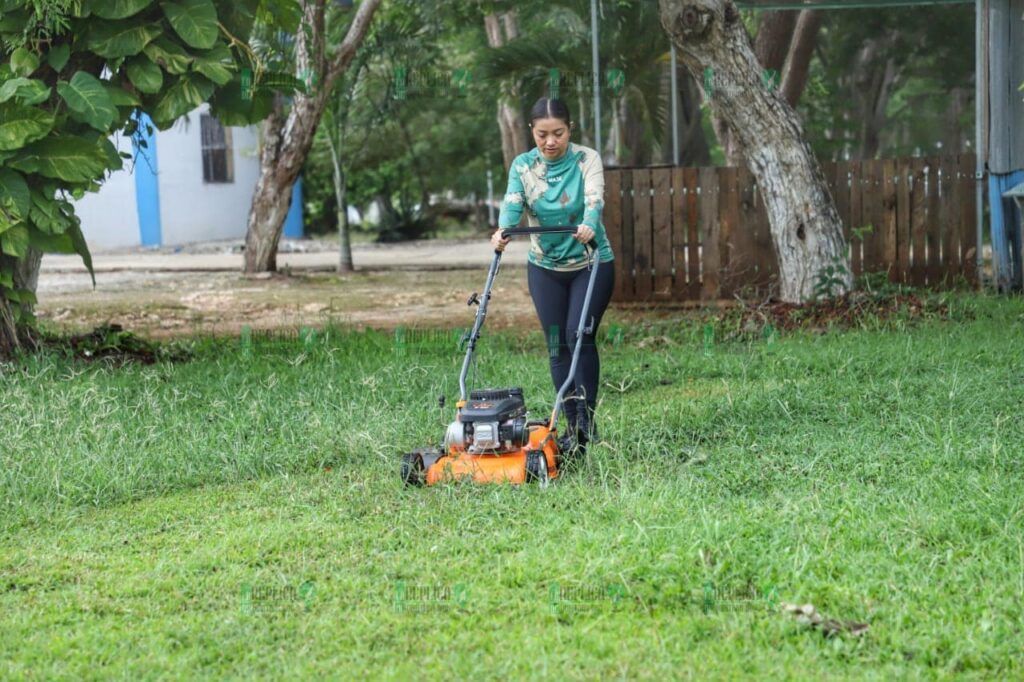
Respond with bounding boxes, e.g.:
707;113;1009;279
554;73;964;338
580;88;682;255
36;267;546;339
35;238;544;338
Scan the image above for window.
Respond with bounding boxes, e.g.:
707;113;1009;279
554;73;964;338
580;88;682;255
200;113;233;183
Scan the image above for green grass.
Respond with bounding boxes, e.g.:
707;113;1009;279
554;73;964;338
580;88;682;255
2;294;1023;678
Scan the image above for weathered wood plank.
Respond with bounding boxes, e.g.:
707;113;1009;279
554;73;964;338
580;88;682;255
685;167;701;299
619;170;635;300
699;166;720;300
895;158;912;283
909;158;928;287
960;154;978;284
882;158;898;281
719;167;739;299
632;168;653;300
924;157;942;285
941;155;960;283
861;159;883;275
849;160;863;278
604;170;625;301
751;179;776;294
671;167;688;298
734;165;759;296
652;168;673;299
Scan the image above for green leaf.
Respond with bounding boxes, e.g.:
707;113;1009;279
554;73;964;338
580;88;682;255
0;9;30;35
0;270;12;288
151;74;214;127
0;77;51;106
15;289;37;305
88;0;152;19
209;75;272;126
10;47;40;77
27;228;74;253
0;169;31;220
0;223;29;257
47;44;70;72
191;45;233;86
103;81;142;108
161;0;219;49
57;72;117;131
126;56;164;93
28;190;71;235
86;19;162;58
97;137;124;172
9;135;110;183
0;102;54;150
69;221;96;287
143;37;194;75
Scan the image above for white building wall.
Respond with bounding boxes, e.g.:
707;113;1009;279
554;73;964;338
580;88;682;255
74;133;141;249
157;104;260;245
73;104;260;249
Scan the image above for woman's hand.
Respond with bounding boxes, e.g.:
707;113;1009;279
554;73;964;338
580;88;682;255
491;228;511;252
574;224;595;244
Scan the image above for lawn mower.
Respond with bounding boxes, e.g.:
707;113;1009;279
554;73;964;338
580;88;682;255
400;226;602;487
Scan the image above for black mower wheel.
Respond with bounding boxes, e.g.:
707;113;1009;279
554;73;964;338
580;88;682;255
401;452;425;486
525;451;550;486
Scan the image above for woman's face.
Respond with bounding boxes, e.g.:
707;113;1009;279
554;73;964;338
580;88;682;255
531;117;572;160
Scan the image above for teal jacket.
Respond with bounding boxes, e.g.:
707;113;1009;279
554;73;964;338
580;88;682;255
497;142;615;271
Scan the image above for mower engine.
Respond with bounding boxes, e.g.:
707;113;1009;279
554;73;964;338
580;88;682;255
445;388;530;454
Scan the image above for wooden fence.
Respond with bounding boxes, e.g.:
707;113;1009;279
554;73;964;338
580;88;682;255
603;154;978;302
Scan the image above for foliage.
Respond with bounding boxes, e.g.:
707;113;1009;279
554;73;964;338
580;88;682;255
0;0;294;343
796;5;975;160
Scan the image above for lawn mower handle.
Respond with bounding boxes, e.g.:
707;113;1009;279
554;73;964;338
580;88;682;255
458;227;597;403
497;227;604;431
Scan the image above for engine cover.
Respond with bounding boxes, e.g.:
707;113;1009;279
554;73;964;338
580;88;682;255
460;387;525;422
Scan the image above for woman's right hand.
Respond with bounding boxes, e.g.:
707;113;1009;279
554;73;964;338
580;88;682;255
491;229;511;252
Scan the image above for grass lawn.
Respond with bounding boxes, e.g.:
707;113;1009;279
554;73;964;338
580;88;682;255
1;294;1022;678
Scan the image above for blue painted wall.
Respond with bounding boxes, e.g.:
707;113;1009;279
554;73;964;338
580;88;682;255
283;176;304;238
132;111;162;247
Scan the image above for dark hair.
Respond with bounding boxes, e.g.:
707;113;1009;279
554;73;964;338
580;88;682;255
528;97;572;129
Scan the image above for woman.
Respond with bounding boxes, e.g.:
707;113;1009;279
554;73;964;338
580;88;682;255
492;97;615;453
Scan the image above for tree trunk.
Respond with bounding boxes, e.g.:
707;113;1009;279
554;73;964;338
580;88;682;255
0;247;43;357
848;33;901;160
485;11;529;169
659;0;850;302
708;8;820;166
664;59;711;166
780;10;822;107
243;0;381;274
330;140;353;273
755;10;797;73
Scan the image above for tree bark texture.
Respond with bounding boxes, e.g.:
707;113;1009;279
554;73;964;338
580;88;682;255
244;0;382;273
710;8;819;166
659;0;850;302
484;10;529;170
0;247;42;356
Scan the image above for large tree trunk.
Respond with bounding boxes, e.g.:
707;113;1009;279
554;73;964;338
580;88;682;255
709;8;820;166
659;0;850;302
243;0;381;274
484;11;529;169
712;10;795;166
0;248;43;356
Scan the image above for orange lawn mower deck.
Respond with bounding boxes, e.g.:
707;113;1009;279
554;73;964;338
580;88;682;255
400;226;602;487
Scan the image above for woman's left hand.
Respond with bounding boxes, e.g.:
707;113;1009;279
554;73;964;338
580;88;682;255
574;224;595;244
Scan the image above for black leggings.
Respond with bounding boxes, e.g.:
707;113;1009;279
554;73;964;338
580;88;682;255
527;260;615;417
